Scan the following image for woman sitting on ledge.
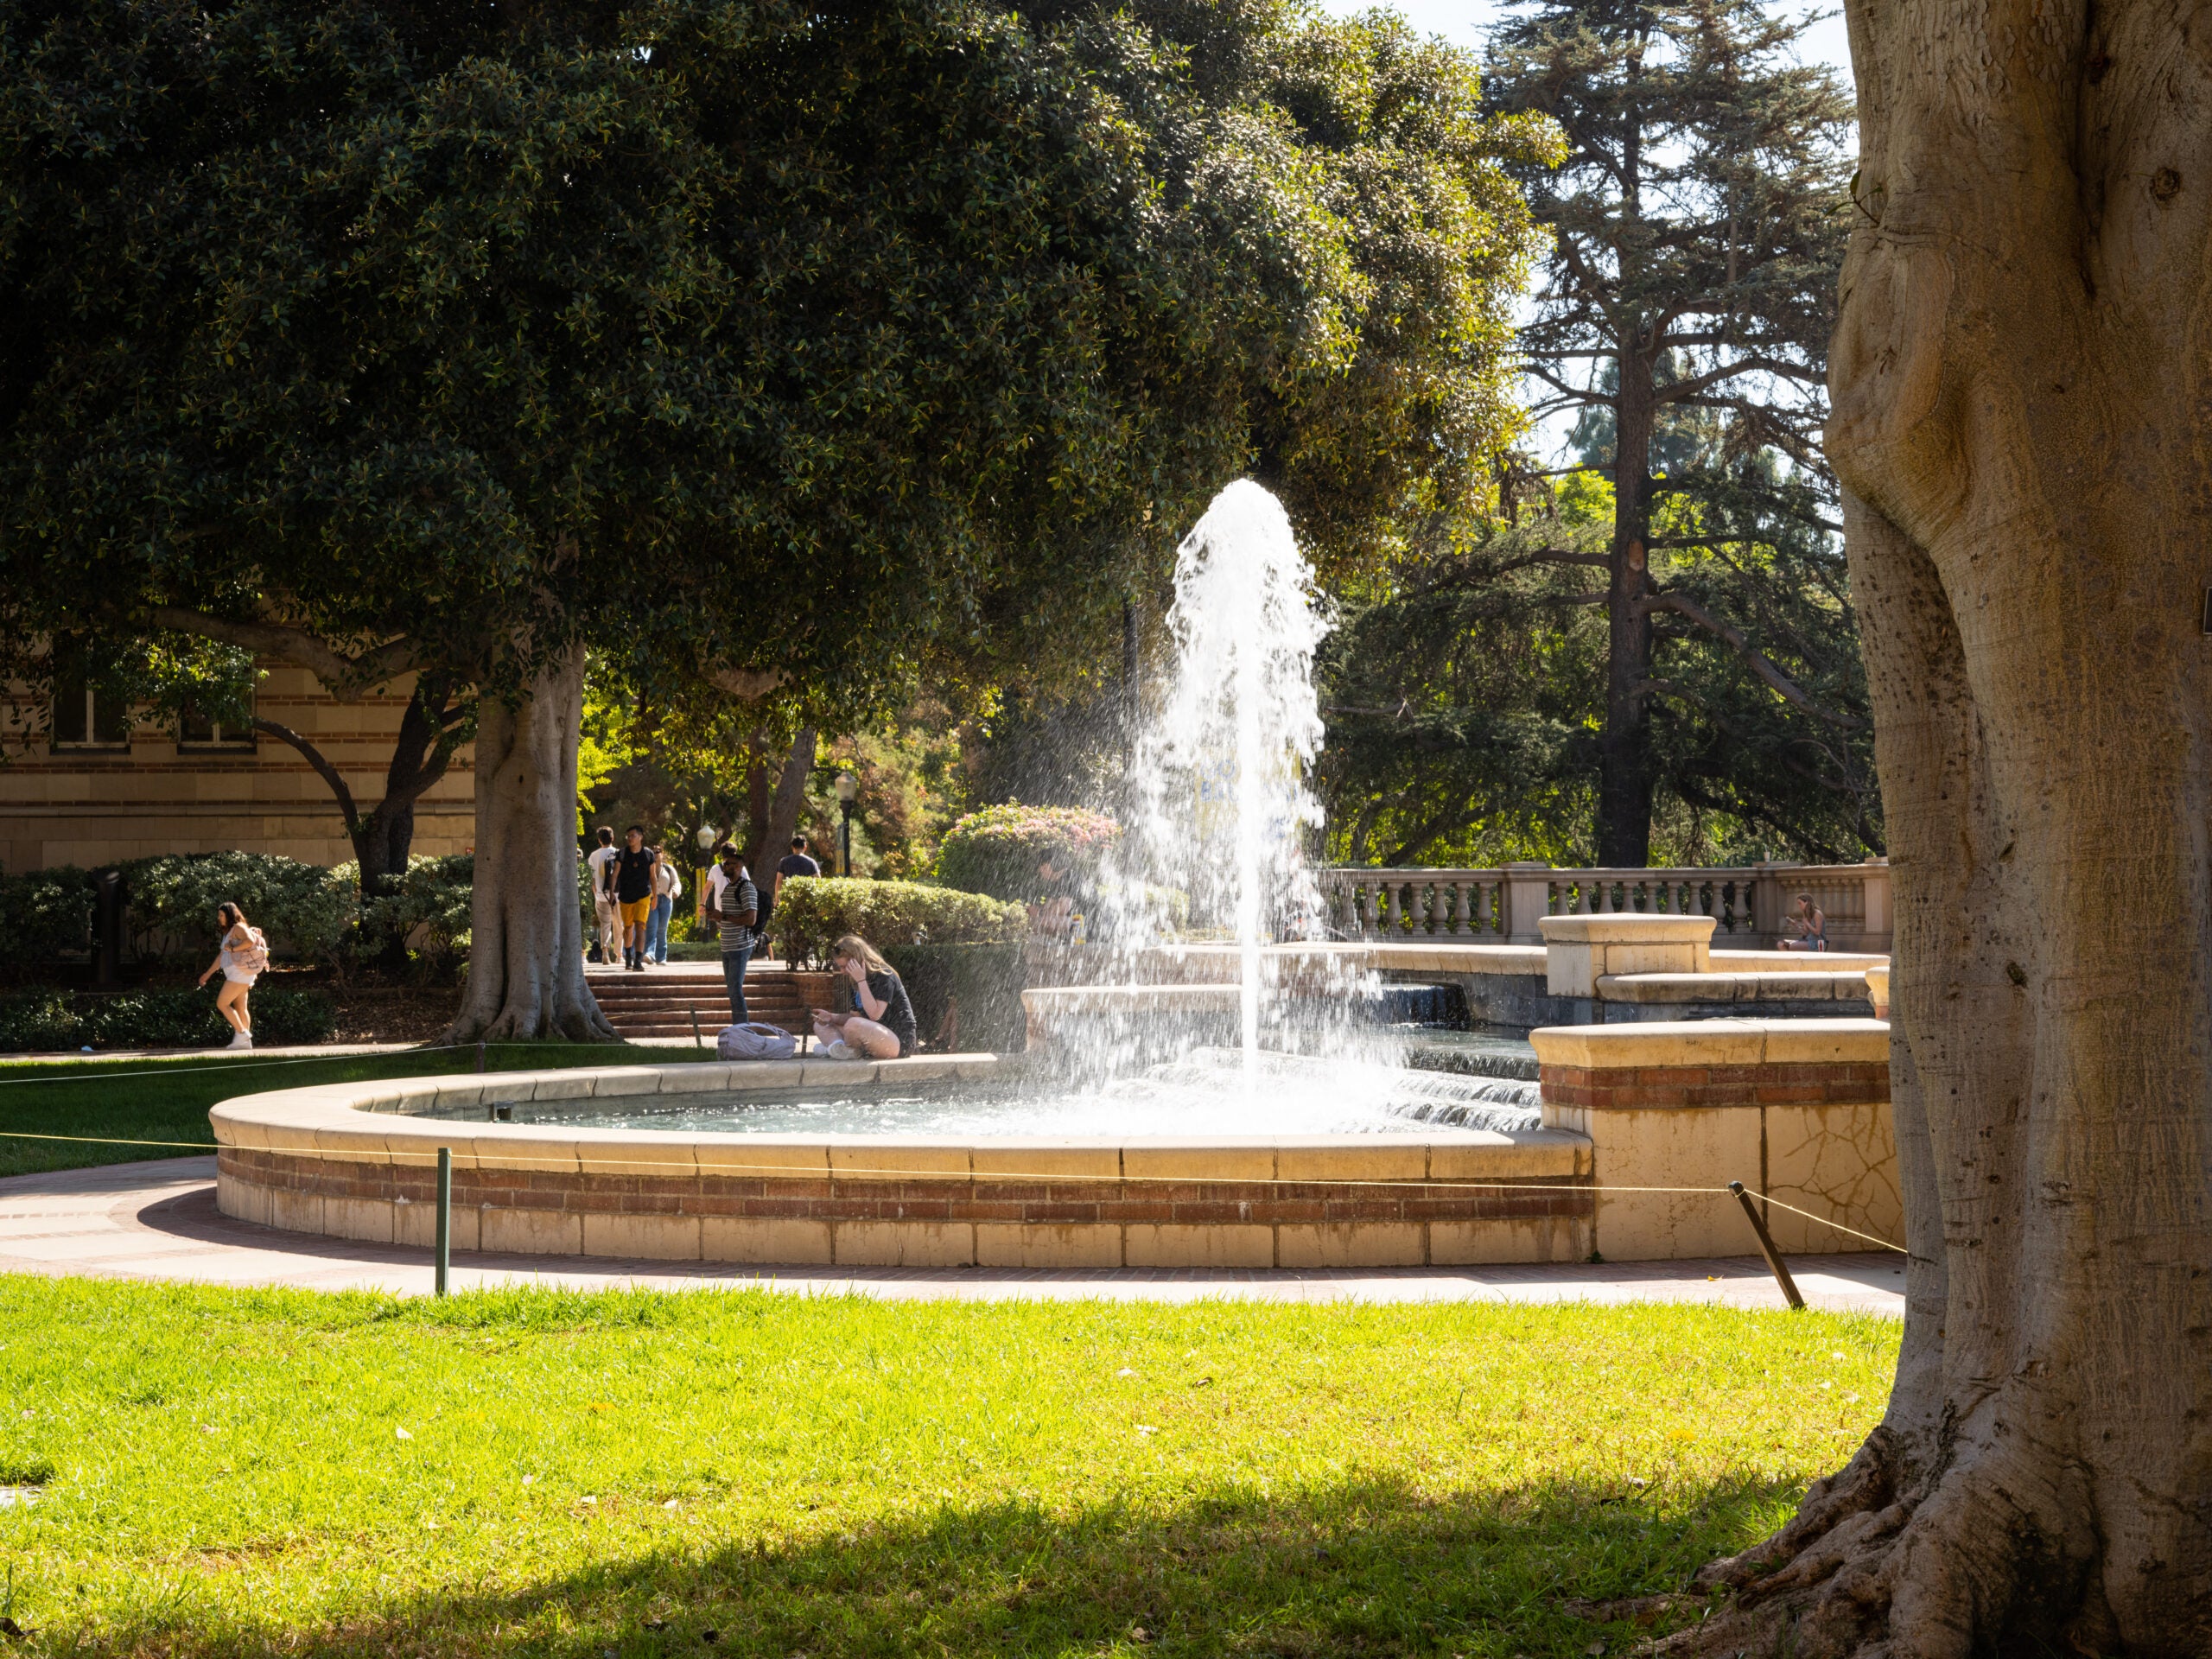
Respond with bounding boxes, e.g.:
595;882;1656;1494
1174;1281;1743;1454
811;934;919;1058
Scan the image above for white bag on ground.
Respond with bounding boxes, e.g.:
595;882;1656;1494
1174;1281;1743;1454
717;1022;797;1061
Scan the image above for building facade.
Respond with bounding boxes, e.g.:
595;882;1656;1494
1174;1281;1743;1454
0;664;475;873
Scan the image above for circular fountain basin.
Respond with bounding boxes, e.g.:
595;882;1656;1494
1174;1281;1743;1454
211;1055;1594;1269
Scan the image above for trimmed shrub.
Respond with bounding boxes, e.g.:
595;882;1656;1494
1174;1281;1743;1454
0;985;337;1052
772;878;1026;969
122;852;357;968
935;804;1121;902
0;865;99;962
878;943;1027;1055
359;855;474;975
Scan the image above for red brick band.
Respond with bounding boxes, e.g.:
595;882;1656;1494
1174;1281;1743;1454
1540;1060;1890;1110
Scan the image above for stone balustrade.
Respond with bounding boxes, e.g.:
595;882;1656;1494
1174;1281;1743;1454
1316;858;1891;954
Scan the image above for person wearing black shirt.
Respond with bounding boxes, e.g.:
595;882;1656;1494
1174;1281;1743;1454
613;825;659;970
810;933;918;1058
774;836;820;900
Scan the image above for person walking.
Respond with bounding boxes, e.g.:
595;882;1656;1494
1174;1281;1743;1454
810;933;918;1058
586;826;620;963
196;901;268;1050
645;846;683;965
613;826;659;969
774;834;820;903
702;844;759;1020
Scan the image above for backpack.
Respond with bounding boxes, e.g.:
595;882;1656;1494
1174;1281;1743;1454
229;926;270;976
717;1021;796;1061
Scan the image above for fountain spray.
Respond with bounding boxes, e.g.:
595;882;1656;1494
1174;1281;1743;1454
1116;480;1331;1083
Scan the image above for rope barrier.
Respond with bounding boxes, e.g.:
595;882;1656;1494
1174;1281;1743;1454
0;1041;564;1086
0;1126;1907;1253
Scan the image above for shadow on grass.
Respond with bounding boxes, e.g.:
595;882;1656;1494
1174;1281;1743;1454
96;1471;1796;1658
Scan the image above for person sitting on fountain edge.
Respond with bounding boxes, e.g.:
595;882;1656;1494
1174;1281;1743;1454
811;934;918;1059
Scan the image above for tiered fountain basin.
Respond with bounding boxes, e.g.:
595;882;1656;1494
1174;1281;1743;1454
211;1008;1898;1268
210;1056;1594;1269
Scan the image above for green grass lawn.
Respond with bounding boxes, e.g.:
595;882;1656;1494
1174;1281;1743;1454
0;1281;1897;1658
0;1046;716;1179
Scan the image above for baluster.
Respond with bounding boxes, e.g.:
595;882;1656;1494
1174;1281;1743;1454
1357;880;1377;938
1382;880;1402;934
1451;880;1470;937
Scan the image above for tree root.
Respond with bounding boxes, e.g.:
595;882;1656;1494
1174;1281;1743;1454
1645;1429;1928;1659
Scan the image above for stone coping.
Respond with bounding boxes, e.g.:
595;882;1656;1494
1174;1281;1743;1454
208;1057;1590;1183
1529;1017;1890;1070
1538;914;1716;944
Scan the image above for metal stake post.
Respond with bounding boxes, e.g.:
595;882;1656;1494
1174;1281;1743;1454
435;1147;452;1298
690;1008;704;1051
475;1039;486;1073
1729;1179;1804;1309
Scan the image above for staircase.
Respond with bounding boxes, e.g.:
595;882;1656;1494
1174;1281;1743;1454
586;962;828;1041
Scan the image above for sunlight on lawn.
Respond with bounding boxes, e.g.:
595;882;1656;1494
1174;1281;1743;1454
0;1280;1895;1656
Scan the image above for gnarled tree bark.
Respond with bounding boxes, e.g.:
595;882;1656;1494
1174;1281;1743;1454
443;647;615;1043
1663;3;2212;1652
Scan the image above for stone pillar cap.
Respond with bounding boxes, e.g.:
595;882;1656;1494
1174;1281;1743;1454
1536;914;1717;944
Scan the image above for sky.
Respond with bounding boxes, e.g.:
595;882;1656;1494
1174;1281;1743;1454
1313;1;1856;87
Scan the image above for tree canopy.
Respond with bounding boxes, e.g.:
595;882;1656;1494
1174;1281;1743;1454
1467;0;1863;865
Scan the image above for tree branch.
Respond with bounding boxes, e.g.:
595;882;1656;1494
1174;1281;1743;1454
251;717;362;835
708;667;786;699
1652;354;1822;403
151;607;423;695
1637;591;1863;728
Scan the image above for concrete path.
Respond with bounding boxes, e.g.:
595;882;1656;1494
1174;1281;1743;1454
0;1158;1905;1313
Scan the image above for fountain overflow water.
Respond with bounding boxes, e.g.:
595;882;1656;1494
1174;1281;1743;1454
1118;480;1332;1084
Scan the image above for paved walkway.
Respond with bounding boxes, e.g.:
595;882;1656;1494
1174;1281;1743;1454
0;1159;1905;1312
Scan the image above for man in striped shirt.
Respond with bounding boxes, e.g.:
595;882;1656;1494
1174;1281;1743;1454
702;843;760;1020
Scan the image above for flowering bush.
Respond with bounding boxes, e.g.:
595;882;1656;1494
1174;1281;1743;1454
934;804;1122;902
771;877;1027;969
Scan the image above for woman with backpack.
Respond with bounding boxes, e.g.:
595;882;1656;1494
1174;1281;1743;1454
196;900;268;1050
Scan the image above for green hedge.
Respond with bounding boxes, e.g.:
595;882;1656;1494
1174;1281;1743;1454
0;986;338;1052
772;878;1027;969
0;853;474;975
935;804;1120;902
879;944;1027;1055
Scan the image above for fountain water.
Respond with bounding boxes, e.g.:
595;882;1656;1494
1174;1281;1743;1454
1110;480;1332;1084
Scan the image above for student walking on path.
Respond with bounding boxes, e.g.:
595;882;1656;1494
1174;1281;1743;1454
702;844;759;1020
587;827;620;963
645;847;683;965
613;826;659;970
810;934;918;1058
197;901;268;1050
774;835;820;902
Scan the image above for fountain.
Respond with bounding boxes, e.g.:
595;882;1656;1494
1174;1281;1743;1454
1116;480;1332;1084
210;481;1618;1271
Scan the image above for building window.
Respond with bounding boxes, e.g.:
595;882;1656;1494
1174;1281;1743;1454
50;666;130;751
177;698;256;753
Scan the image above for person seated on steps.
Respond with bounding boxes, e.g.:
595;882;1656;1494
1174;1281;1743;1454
810;933;918;1059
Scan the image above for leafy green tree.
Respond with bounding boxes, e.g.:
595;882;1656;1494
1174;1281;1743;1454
1483;0;1860;864
2;0;1554;1037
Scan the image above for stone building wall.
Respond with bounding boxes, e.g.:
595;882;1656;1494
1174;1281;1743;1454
0;664;474;872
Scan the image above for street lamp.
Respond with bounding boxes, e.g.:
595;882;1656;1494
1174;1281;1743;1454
695;823;720;855
834;772;858;877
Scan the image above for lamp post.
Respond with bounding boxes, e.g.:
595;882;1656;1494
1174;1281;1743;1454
834;772;858;877
694;824;719;925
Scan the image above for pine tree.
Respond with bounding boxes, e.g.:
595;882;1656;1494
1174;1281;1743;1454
1484;0;1859;865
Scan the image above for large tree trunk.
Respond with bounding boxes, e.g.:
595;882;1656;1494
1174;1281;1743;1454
1665;6;2212;1652
1599;335;1656;867
761;723;817;873
443;648;615;1043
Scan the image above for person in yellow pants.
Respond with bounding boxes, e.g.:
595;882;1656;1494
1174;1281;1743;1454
611;825;660;970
